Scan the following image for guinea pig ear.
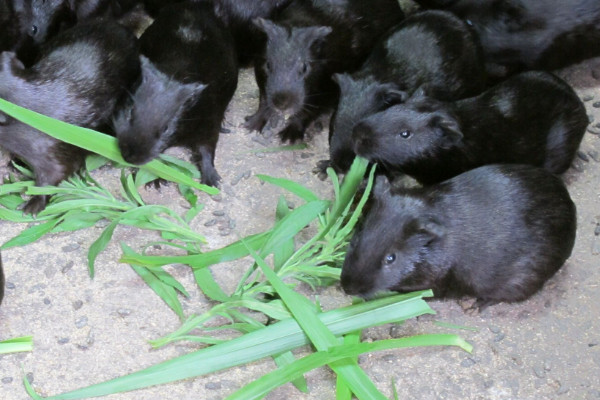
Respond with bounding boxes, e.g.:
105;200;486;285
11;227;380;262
181;81;208;103
0;51;25;76
409;84;432;103
332;73;353;91
377;83;408;106
431;114;463;147
416;216;445;244
253;18;285;39
140;55;163;84
298;25;332;48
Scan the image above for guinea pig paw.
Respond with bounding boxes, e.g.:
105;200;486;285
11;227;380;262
200;169;222;188
312;159;331;181
145;178;169;191
278;125;304;143
243;112;268;133
20;195;48;216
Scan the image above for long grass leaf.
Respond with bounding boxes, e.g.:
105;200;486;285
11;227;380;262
227;334;472;400
193;267;231;302
87;220;119;277
119;231;272;268
244;243;387;400
27;292;434;399
0;98;216;194
256;175;319;202
1;219;59;249
0;336;34;354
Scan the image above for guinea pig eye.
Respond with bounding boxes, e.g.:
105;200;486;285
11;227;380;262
299;62;308;75
30;25;39;36
384;253;396;265
265;61;272;72
398;130;412;139
465;19;473;26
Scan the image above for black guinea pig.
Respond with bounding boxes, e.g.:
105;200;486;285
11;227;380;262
113;2;238;187
322;10;486;175
341;164;577;310
0;20;140;214
244;0;404;142
412;0;600;79
352;71;588;184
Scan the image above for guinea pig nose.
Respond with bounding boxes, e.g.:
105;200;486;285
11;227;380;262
271;91;294;110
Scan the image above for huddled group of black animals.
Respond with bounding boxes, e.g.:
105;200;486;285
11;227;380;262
0;0;597;311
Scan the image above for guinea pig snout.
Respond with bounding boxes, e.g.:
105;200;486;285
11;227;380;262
118;140;152;165
271;91;297;112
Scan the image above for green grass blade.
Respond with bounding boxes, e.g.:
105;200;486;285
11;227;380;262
87;220;119;277
0;336;34;354
1;219;60;249
227;334;472;400
244;242;388;400
123;244;185;319
336;330;360;400
119;231;272;268
193;267;231;302
256;175;319;202
0;98;216;194
273;351;309;393
27;292;434;399
273;196;295;271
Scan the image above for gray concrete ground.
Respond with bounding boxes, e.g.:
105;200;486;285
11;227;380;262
1;26;600;400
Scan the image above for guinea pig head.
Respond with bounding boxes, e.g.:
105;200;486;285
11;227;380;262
351;88;463;166
341;177;446;297
113;56;206;165
329;73;407;172
254;18;331;117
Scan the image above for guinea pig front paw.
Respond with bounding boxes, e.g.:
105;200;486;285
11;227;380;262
312;159;331;181
21;195;49;216
243;110;269;132
145;178;170;191
278;124;305;143
200;167;222;188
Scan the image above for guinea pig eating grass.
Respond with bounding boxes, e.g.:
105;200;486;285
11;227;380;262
341;164;577;312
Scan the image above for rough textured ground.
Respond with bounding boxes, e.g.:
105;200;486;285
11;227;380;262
1;16;600;400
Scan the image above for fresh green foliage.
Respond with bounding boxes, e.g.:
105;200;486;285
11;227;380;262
121;157;374;348
0;97;472;398
0;159;206;316
0;336;34;354
24;290;471;399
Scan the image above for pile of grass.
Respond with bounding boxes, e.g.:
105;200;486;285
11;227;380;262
0;99;471;399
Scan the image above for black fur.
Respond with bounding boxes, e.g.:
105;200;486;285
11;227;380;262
244;0;404;142
413;0;600;79
0;20;140;214
9;0;140;66
325;10;486;174
113;2;238;187
341;164;577;309
353;71;588;184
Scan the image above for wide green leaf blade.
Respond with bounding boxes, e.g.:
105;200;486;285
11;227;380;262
244;243;387;400
0;98;216;194
27;292;434;399
227;334;472;400
1;219;59;249
0;336;34;354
